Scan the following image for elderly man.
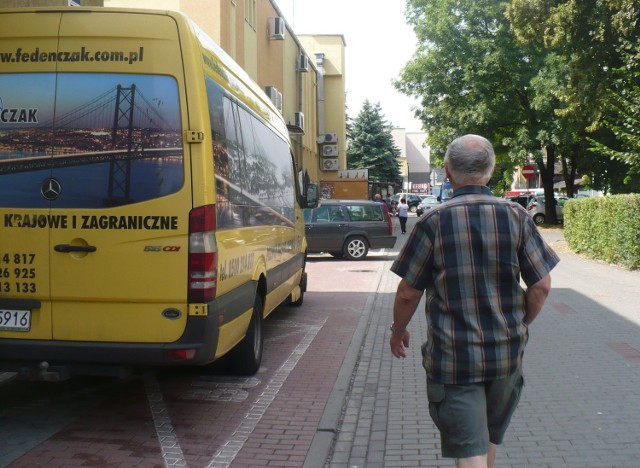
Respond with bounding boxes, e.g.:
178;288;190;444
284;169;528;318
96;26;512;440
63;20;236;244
389;135;559;468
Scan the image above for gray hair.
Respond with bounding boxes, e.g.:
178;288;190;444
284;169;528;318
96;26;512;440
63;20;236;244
444;134;496;184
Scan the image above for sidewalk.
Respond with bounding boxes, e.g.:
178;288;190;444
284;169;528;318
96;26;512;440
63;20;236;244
307;216;640;467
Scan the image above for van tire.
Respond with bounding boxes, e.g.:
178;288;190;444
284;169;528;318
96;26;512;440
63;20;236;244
229;295;264;375
343;236;368;260
288;271;306;307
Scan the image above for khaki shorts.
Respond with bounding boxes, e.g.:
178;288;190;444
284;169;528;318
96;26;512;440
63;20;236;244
426;368;524;459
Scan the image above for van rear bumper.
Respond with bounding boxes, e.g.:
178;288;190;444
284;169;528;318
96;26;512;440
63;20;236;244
0;314;220;370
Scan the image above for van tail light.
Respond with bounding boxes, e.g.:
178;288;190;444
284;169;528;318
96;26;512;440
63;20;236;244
188;205;217;303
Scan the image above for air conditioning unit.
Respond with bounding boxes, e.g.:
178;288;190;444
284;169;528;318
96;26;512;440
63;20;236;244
269;17;285;40
298;54;309;72
264;86;282;112
294;112;305;131
316;133;338;144
322;158;339;171
322;144;338;157
265;85;278;102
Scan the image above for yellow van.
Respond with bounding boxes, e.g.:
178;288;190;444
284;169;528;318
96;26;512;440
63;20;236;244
0;7;318;379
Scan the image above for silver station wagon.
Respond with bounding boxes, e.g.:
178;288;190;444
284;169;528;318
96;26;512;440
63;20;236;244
303;200;397;260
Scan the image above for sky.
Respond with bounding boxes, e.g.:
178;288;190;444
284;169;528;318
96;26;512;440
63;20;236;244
276;0;423;132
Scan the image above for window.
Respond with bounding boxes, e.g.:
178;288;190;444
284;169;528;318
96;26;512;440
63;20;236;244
0;73;183;208
244;0;256;29
314;205;344;223
346;205;383;222
206;77;295;229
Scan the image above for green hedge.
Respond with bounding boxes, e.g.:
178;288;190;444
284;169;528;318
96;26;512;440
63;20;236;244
563;194;640;270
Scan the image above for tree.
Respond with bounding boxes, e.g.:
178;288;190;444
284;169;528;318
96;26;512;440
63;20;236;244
346;100;402;186
395;0;562;221
507;0;640;192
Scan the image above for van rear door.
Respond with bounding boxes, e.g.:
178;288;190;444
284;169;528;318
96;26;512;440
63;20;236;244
1;10;192;346
49;11;190;343
0;12;60;340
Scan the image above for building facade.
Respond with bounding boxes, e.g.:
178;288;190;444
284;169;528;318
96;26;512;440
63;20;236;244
391;129;438;195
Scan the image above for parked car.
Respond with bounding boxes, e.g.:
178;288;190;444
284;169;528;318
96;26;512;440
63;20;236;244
391;193;422;213
527;196;568;225
416;195;440;216
303;200;396;260
506;194;534;209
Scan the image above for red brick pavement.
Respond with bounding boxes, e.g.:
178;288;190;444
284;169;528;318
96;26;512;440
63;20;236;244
6;254;385;468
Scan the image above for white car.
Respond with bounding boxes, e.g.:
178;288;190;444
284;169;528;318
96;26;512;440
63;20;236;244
527;196;567;225
416;196;441;216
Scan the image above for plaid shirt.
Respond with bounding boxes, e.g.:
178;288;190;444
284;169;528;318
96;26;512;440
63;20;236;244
391;185;559;384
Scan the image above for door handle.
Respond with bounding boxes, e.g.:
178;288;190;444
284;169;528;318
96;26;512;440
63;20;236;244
54;244;97;253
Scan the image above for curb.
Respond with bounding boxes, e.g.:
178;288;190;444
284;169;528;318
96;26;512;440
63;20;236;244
302;250;394;468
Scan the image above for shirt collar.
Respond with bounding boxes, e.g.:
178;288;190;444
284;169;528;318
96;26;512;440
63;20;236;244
451;185;493;198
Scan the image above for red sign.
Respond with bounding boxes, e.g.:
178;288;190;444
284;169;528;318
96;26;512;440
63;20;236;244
522;164;536;179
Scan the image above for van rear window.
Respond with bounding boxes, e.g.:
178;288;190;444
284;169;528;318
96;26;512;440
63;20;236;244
0;73;183;208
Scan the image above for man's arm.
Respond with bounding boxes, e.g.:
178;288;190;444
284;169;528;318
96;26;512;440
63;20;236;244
390;278;424;358
523;274;552;325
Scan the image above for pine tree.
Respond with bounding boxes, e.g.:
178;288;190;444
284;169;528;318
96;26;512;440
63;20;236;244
346;100;402;185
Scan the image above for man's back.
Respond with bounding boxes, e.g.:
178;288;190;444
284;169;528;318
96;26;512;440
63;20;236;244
391;185;559;384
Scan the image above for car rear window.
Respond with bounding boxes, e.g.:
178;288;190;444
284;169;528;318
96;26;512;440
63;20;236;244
346;205;383;222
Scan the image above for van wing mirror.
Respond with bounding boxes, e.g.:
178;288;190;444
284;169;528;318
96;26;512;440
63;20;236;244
304;183;319;209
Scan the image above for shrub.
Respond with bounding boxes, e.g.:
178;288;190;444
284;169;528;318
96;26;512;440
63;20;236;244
563;194;640;270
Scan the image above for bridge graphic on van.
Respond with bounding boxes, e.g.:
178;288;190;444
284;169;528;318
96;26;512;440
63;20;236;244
0;81;182;204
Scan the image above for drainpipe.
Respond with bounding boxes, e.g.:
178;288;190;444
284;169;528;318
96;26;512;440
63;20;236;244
315;53;325;135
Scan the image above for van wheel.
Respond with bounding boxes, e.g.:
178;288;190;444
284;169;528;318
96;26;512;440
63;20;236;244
289;271;306;307
344;236;368;260
229;295;264;375
533;213;545;225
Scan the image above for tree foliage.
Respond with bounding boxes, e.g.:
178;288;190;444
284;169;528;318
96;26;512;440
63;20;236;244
346;100;402;185
395;0;563;220
507;0;640;191
395;0;640;205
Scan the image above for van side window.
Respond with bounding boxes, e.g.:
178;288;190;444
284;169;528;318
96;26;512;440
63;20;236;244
206;77;295;229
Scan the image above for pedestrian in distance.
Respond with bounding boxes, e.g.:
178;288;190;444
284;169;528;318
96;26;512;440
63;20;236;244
374;193;391;216
397;197;409;233
389;134;560;468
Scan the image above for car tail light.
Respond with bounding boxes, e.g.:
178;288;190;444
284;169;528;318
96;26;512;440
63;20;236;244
386;208;393;235
188;205;217;303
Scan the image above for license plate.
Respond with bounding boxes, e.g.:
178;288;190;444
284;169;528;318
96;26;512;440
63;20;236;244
0;309;31;332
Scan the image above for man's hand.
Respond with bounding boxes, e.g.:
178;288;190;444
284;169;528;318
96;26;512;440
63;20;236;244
390;330;411;358
389;279;422;358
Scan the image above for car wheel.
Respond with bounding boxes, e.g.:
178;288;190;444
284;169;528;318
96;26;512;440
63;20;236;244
409;205;417;213
228;295;264;375
343;236;368;260
533;213;545;225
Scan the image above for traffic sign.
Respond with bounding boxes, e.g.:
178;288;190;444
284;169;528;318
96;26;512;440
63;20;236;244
522;164;536;179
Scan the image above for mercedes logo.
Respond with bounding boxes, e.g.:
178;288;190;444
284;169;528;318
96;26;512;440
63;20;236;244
41;178;62;201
